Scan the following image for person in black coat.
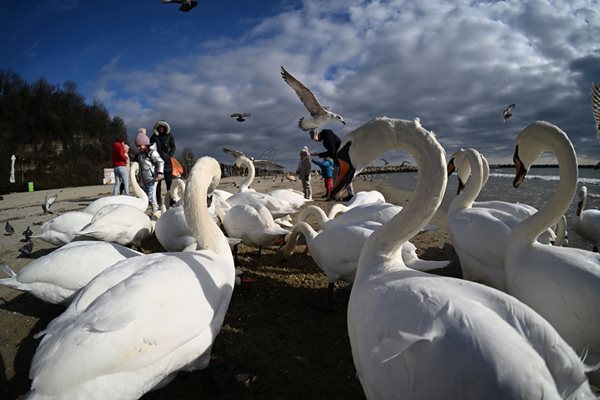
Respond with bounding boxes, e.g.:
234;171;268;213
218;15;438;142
150;120;176;206
310;128;354;201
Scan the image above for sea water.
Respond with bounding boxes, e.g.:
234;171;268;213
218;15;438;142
373;167;600;251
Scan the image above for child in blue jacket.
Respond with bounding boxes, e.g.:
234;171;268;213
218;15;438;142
311;157;334;198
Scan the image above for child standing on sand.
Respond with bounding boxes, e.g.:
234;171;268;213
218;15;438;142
296;147;312;200
311;157;334;198
134;128;164;213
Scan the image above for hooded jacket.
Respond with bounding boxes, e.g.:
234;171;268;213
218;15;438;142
134;143;164;185
150;120;176;172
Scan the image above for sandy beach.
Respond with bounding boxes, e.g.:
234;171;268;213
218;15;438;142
0;175;460;399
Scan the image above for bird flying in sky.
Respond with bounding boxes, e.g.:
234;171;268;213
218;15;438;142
503;103;515;123
161;0;198;12
592;83;600;138
280;66;345;131
230;112;251;122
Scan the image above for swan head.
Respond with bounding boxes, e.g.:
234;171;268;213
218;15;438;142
512;121;562;188
447;148;471;195
576;185;587;216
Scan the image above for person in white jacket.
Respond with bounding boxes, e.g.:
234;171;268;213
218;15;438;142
134;128;164;213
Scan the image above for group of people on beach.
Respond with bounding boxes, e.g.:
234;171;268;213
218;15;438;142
297;128;354;201
112;120;176;213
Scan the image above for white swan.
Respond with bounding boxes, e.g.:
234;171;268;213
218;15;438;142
333;117;594;399
27;157;235;399
82;162;149;215
222;203;289;249
76;204;154;248
447;148;528;291
571;185;600;251
507;121;600;384
0;241;141;304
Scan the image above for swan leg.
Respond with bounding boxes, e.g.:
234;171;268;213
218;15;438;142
320;282;335;312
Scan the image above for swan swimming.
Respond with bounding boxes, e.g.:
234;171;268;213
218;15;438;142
332;117;594;399
27;157;235;399
508;121;600;385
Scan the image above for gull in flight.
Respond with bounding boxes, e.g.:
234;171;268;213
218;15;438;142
280;66;345;131
381;158;389;166
161;0;198;12
42;193;57;214
223;147;247;159
592;82;600;138
503;103;515;123
230;112;251;122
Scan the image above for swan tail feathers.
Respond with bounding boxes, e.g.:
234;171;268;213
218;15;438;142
1;263;17;279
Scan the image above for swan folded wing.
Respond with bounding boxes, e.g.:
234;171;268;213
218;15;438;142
352;278;576;397
30;258;228;395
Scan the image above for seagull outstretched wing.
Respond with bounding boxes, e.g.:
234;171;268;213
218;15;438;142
222;147;246;159
281;67;325;117
592;83;600;138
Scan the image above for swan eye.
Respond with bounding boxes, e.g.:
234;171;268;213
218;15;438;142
447;158;456;177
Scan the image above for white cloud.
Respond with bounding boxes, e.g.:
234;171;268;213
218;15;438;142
95;0;600;169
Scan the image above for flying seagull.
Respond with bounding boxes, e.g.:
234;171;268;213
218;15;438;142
280;66;345;131
161;0;198;12
381;158;389;166
503;103;515;123
18;241;33;258
223;147;246;159
592;83;600;138
230;112;251;122
5;221;14;236
22;226;33;242
42;193;57;214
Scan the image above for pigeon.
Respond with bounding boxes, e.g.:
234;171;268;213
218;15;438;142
18;240;33;257
5;221;14;236
592;83;600;138
161;0;198;12
42;193;57;214
22;226;33;241
280;66;345;131
230;112;251;122
503;103;515;123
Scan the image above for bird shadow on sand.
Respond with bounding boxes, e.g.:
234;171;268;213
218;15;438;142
0;293;64;399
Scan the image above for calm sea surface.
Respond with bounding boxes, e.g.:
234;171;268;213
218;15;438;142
373;167;600;251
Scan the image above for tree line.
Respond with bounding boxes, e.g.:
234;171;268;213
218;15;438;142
0;70;127;193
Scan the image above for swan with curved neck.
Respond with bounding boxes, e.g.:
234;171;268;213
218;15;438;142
28;157;235;399
571;185;600;251
83;162;149;215
334;117;595;398
508;121;600;385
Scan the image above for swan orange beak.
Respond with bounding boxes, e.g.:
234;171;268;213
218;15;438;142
512;146;527;188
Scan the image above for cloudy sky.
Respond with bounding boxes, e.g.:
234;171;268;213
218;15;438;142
2;0;600;170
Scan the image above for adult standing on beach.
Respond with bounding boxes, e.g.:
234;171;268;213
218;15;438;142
112;136;129;195
309;128;354;201
150;120;176;206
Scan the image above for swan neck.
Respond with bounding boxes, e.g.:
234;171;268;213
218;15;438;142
282;222;317;256
511;133;578;246
449;150;483;214
129;163;148;205
358;123;446;277
239;157;255;192
184;162;229;254
297;206;329;230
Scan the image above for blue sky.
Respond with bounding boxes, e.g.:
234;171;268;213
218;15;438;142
2;0;600;170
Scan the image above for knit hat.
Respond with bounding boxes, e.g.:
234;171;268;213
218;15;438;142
138;128;146;135
135;131;150;146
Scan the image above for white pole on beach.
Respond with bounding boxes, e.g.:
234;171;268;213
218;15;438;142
10;154;15;183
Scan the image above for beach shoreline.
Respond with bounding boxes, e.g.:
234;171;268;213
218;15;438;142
0;175;459;399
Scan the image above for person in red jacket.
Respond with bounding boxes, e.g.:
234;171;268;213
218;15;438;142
112;136;129;195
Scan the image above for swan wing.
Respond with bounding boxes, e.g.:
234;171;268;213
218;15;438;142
30;253;233;397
